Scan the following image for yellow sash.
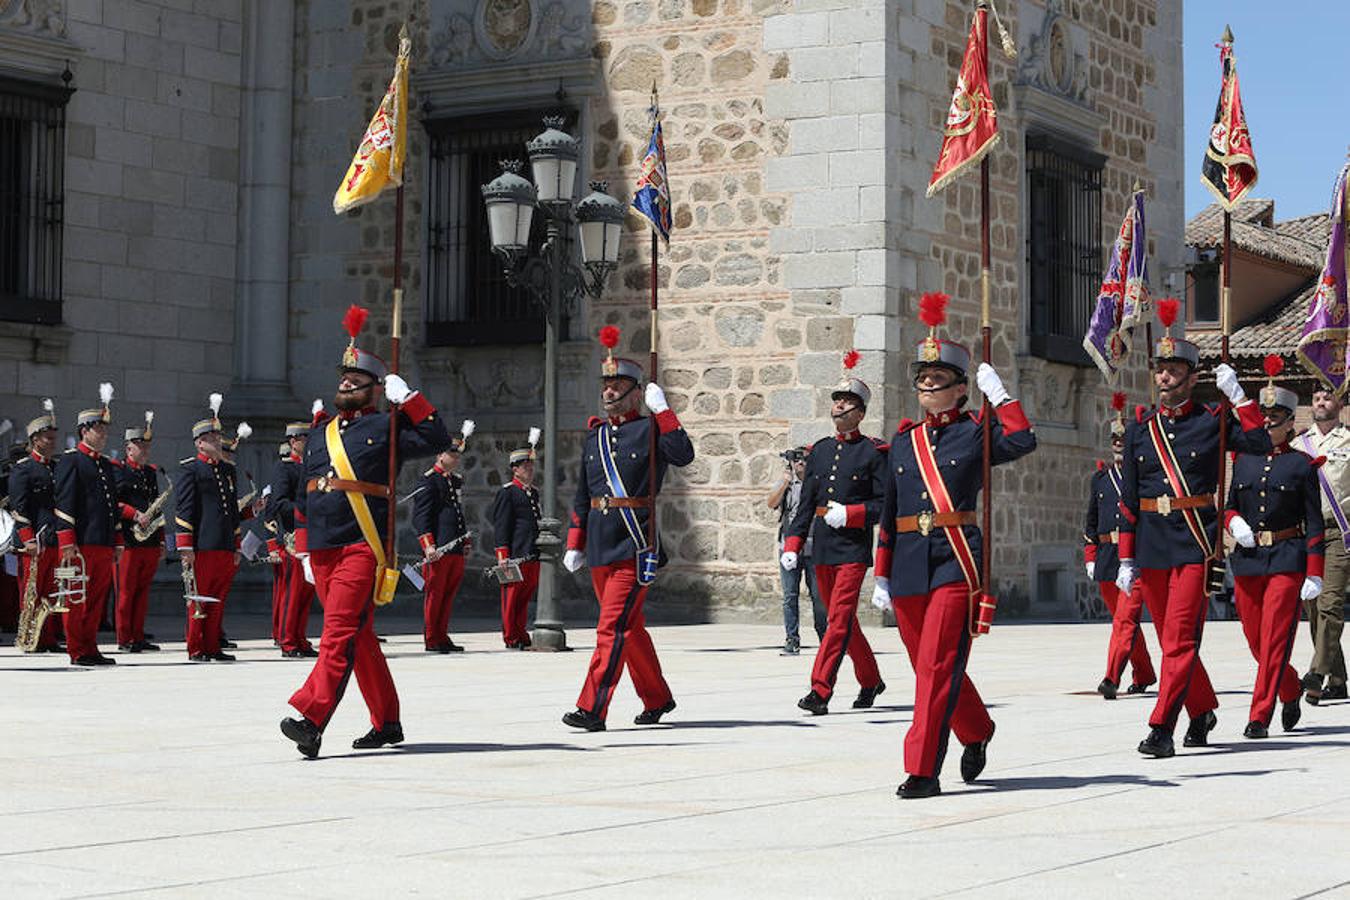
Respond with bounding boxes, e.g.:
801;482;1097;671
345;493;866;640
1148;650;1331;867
324;417;399;606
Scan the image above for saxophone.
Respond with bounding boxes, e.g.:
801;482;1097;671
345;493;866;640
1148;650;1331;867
15;530;53;652
132;474;174;542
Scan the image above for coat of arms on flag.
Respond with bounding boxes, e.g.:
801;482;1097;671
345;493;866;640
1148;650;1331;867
632;91;672;242
1083;189;1150;383
333;26;410;215
1201;29;1258;211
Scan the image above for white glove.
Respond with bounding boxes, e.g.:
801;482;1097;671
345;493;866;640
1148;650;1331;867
563;549;585;572
383;373;412;404
1115;558;1137;594
975;363;1010;406
871;576;892;611
823;501;848;529
644;382;669;414
780;551;798;571
1085;561;1096;579
1228;515;1256;549
1301;575;1323;601
1213;363;1247;405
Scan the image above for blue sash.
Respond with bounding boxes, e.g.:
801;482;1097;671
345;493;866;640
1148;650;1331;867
598;423;658;584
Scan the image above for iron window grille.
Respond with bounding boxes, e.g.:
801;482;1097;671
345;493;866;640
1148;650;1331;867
1025;133;1105;365
0;73;72;325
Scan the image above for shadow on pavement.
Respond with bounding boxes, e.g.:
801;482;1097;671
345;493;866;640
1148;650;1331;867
661;718;822;730
329;741;595;758
974;773;1177;792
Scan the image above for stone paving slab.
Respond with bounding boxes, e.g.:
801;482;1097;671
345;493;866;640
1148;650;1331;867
2;618;1350;899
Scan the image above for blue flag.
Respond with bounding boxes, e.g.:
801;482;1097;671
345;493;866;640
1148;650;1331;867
632;114;671;242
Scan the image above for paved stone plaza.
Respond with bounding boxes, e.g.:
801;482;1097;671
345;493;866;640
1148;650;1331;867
4;617;1350;899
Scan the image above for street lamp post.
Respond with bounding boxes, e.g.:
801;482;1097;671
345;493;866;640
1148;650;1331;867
481;116;624;651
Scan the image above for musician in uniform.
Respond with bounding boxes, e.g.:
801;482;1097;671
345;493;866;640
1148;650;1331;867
1295;386;1350;704
54;386;125;666
267;440;291;647
9;400;61;652
413;420;474;652
115;411;163;652
491;430;542;650
1115;299;1271;757
1086;393;1156;699
560;327;695;732
280;305;449;759
781;350;888;716
1223;358;1322;738
267;419;317;658
872;292;1036;798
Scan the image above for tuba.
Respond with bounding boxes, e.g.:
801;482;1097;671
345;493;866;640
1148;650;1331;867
132;474;174;542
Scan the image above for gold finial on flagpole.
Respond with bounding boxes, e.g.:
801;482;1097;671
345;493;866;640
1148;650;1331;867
1221;24;1234;45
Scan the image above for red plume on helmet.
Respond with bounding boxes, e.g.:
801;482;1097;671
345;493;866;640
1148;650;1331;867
1263;354;1284;378
843;349;860;371
919;292;949;328
1156;297;1180;330
598;325;621;349
343;304;369;338
1111;391;1127;412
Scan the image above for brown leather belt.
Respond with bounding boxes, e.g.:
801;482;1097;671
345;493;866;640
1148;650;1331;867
1140;495;1212;514
895;511;975;536
306;476;390;499
1255;526;1304;547
1098;531;1120;544
591;496;650;510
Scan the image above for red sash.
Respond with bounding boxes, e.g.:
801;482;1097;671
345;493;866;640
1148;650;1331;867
1145;416;1214;556
910;425;995;636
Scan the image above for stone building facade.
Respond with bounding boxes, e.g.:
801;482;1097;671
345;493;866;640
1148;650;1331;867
0;0;1184;622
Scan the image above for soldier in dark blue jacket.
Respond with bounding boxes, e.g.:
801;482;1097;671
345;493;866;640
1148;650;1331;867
781;351;888;716
1086;394;1155;699
872;292;1037;799
492;433;542;649
266;419;317;657
560;329;695;732
1223;361;1323;738
1115;303;1272;758
54;386;125;666
114;412;163;652
9;400;61;652
414;421;474;652
281;305;450;759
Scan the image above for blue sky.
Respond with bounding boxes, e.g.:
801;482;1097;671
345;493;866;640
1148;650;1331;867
1184;2;1350;219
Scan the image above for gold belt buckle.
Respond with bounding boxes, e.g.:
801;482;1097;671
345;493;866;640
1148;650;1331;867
1155;495;1172;516
315;475;331;493
917;510;934;537
1258;530;1273;547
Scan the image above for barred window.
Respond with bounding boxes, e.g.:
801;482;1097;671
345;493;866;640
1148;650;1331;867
0;73;72;325
1025;133;1105;365
424;109;571;347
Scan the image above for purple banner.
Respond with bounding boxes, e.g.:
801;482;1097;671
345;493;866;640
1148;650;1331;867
1297;164;1350;396
1083;190;1149;384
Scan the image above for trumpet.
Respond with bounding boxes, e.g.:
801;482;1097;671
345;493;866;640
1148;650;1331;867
52;548;88;609
132;474;174;542
179;556;219;620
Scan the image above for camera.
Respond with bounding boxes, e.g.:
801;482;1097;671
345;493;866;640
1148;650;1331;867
780;448;805;464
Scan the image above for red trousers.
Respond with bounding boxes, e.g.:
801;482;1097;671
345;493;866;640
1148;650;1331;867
185;550;237;657
289;544;399;730
278;555;317;652
500;559;539;645
1234;573;1303;727
810;562;880;699
64;545;113;660
1138;565;1218;731
20;547;61;648
116;546;161;645
270;559;286;644
894;581;994;778
576;560;672;719
1100;581;1156;687
423;554;465;646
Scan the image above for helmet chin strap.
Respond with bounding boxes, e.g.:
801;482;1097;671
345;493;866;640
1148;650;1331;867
603;381;640;407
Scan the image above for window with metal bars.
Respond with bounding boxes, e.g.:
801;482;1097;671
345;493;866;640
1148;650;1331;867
424;109;571;346
1025;133;1105;365
0;74;72;325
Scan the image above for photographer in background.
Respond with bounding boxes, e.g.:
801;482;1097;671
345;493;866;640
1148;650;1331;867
767;447;825;655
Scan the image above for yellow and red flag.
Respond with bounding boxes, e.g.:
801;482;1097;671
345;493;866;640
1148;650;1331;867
1201;29;1258;210
927;4;1000;197
333;26;410;215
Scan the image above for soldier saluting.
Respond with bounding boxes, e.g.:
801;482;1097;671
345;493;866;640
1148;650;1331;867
781;350;888;716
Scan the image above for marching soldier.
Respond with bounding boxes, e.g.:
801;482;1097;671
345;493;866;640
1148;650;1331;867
413;420;474;652
280;305;450;759
267;419;318;658
1295;386;1350;704
560;327;695;732
115;412;163;652
872;292;1037;798
1223;357;1321;738
9;400;61;652
54;384;124;666
1115;299;1272;757
491;428;542;650
174;395;245;662
267;440;291;647
1086;393;1156;699
782;350;888;716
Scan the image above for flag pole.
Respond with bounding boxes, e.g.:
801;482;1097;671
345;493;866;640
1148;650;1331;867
386;183;404;569
1212;25;1235;581
978;12;993;614
647;85;660;553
